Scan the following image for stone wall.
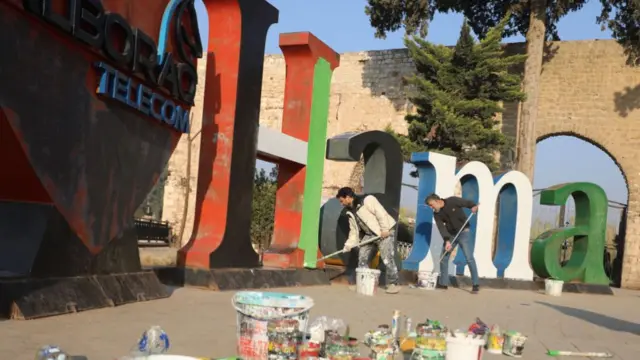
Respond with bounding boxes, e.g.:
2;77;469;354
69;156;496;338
161;59;206;246
162;39;640;289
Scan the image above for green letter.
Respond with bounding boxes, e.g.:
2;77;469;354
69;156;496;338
530;182;610;285
301;58;334;268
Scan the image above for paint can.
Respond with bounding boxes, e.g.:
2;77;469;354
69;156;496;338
486;326;503;354
410;347;445;360
356;268;381;296
127;356;204;360
417;271;438;290
445;335;485;360
232;291;314;360
502;331;527;357
544;279;564;297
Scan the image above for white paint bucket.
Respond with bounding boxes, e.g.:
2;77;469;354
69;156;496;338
417;271;439;290
544;278;564;297
356;267;381;296
445;335;485;360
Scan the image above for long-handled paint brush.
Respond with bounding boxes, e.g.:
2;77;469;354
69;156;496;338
316;236;381;263
547;350;613;357
439;213;475;263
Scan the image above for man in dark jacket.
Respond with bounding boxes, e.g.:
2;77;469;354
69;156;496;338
425;193;480;293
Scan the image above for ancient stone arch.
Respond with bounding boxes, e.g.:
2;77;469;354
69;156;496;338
533;130;634;287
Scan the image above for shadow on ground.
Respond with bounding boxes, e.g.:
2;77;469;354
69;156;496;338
536;301;640;335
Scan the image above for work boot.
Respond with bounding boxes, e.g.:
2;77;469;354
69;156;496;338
471;285;480;293
435;284;448;290
348;285;356;292
385;284;401;294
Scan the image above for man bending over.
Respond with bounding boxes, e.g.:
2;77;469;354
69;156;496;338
425;194;480;293
336;187;401;294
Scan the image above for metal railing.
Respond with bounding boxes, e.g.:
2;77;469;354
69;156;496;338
135;218;172;246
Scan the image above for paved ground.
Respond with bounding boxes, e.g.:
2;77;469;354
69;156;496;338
1;285;639;359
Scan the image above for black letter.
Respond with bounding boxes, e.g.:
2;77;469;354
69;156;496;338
22;0;43;14
320;131;404;262
173;0;203;68
72;0;104;48
156;53;179;100
176;63;197;105
103;13;134;66
42;0;75;34
133;29;159;85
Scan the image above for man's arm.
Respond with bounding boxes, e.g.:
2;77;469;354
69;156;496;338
344;212;360;250
450;196;477;209
433;214;451;242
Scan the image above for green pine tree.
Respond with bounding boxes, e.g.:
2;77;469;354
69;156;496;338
396;16;526;171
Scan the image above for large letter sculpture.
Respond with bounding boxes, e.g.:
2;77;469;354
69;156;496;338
261;33;340;269
530;183;610;285
404;152;533;280
178;0;278;268
319;131;403;262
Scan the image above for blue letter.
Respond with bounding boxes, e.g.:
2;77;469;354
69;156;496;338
174;106;190;133
136;84;152;116
149;93;164;121
94;62;116;96
161;99;176;125
111;71;129;105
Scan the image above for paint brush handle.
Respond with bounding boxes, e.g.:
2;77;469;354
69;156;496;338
317;236;381;262
547;350;613;357
439;213;474;262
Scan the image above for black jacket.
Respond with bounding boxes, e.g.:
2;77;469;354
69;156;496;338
433;196;476;241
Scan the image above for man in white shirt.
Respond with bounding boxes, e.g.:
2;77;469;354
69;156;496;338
336;187;400;294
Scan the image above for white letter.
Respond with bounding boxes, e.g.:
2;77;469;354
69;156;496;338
414;153;534;280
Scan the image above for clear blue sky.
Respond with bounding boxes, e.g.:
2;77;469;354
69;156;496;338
194;1;629;210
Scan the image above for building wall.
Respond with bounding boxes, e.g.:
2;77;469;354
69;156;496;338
163;39;640;288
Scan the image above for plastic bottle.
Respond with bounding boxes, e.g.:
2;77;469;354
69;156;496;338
391;310;400;339
35;345;68;360
135;326;170;355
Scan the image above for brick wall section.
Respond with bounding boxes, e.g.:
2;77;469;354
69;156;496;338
262;49;416;199
163;39;640;289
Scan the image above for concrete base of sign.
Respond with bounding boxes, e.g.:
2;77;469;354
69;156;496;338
326;266;415;286
0;271;168;320
154;267;340;290
328;269;614;295
446;275;614;295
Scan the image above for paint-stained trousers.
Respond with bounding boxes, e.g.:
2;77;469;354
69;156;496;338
357;231;400;286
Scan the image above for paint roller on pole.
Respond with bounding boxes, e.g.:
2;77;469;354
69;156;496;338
439;212;475;263
316;236;381;263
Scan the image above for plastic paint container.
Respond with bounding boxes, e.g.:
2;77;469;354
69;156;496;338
502;331;527;357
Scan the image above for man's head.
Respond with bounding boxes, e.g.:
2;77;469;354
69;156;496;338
425;193;445;212
336;187;356;207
